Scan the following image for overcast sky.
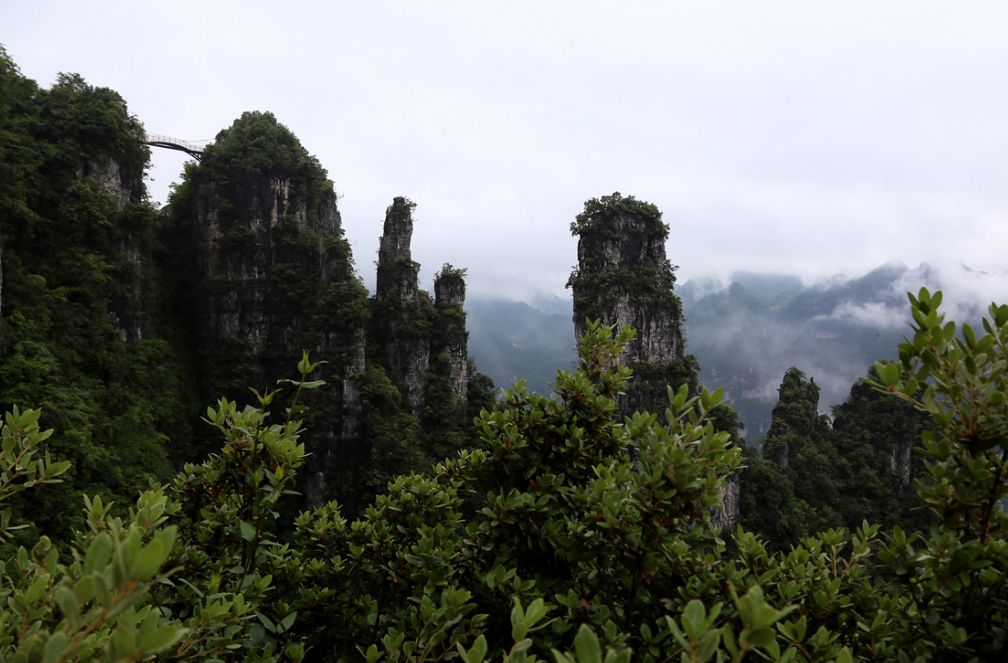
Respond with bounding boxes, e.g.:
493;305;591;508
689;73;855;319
4;1;1008;299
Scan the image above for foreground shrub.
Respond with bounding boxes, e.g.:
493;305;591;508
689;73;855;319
1;292;1006;661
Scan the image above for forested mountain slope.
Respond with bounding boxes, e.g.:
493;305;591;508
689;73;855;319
0;49;493;529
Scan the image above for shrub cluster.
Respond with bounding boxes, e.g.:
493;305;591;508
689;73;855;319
1;291;1006;661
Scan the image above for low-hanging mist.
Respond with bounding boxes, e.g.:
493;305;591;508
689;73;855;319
466;261;1008;440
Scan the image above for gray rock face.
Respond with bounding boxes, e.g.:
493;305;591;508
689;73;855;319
713;479;740;529
568;193;738;527
341;328;367;439
764;368;822;471
374;197;430;414
78;154;146;342
372;200;475;417
80;155;133;209
183;118;369;506
376;197;419;304
890;438;913;492
435;269;469;408
305;326;369;507
194;175;352;359
568;194;690;415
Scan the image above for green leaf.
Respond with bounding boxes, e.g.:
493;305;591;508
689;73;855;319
683;599;706;638
130;539;166;580
280;610;298;632
526;597;548;625
745;626;776;649
239;519;257;541
875;361;900;387
962;323;977;348
73;575;101;604
42;632;68;663
56;584;79;625
574;624;602;663
112;626;136;658
137;624;187;654
364;643;382;663
470;634;488;662
84;531;112;574
257;611;277;633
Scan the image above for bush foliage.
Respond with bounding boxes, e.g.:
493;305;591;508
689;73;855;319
1;291;1006;661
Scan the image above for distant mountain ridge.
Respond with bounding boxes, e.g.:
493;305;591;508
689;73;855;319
467;262;1004;441
465;295;575;395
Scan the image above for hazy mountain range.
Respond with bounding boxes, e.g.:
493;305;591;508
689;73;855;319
467;262;1005;441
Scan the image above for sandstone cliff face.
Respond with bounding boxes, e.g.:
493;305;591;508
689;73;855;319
376;198;419;303
713;479;740;529
891;442;912;492
79;155;134;209
193;175;344;356
171;113;483;509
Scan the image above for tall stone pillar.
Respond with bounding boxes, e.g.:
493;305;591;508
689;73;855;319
374;197;429;413
434;265;469;410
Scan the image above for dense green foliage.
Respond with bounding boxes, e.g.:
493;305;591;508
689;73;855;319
0;47;192;542
739;366;931;549
2;294;1007;661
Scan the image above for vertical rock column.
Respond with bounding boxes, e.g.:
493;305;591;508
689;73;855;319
374;197;430;414
434;265;469;411
568;192;738;527
376;197;419;303
178;112;372;505
567;193;692;416
764;368;822;470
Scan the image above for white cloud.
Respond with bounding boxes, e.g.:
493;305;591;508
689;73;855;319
823;302;907;330
4;1;1008;298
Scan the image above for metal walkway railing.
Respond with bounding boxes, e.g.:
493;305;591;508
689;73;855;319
145;134;207;160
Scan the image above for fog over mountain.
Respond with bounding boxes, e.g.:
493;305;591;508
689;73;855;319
465;294;576;396
467;262;1008;440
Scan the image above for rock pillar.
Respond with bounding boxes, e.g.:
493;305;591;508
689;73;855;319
567;192;693;415
374;197;430;413
434;265;469;410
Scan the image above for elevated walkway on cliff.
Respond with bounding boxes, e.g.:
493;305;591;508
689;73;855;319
145;134;208;160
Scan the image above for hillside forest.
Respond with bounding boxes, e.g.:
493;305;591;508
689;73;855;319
1;48;1007;661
